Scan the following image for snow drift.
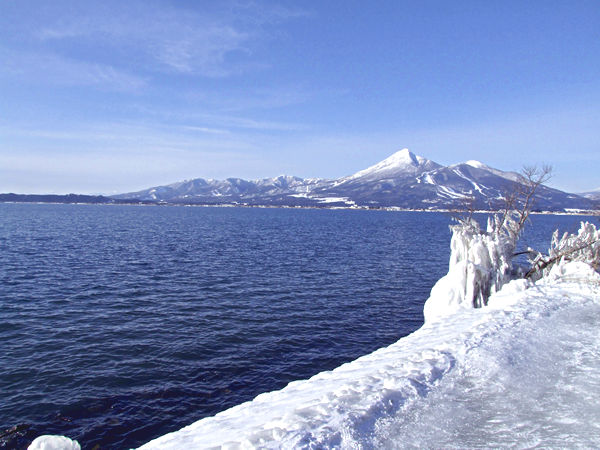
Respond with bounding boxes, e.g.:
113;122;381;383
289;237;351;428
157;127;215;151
27;435;80;450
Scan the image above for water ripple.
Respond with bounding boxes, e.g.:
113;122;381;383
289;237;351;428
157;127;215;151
0;204;589;449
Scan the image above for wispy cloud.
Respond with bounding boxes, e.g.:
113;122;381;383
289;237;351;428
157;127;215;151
0;47;146;91
0;118;288;193
228;1;311;25
25;0;307;78
1;121;252;151
185;84;313;112
179;125;231;135
124;104;308;132
150;25;251;76
198;114;307;131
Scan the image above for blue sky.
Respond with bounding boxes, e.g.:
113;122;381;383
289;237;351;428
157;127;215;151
1;0;599;194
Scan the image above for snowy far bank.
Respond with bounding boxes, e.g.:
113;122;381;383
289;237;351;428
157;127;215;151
139;264;600;448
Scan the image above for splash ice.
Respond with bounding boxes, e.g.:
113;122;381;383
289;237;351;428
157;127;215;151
423;214;520;321
27;436;80;450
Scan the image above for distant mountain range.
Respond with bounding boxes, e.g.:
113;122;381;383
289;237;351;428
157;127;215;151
581;188;600;201
0;193;135;204
1;150;596;212
112;149;596;212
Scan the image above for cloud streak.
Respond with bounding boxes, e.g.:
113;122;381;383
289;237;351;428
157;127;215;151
22;0;305;78
0;47;147;91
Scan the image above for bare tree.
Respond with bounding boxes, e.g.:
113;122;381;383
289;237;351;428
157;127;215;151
446;164;554;309
492;164;552;240
454;164;552;234
434;163;598;316
513;164;553;228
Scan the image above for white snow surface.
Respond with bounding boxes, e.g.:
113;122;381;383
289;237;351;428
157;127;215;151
344;149;440;182
465;159;487;169
462;160;523;183
27;436;80;450
139;261;600;449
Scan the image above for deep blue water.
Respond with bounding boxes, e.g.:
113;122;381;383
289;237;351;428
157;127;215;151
0;204;594;449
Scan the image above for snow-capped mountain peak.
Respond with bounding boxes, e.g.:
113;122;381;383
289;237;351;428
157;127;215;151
345;149;440;181
580;187;600;201
465;160;487;169
386;148;420;165
112;149;595;212
456;160;521;183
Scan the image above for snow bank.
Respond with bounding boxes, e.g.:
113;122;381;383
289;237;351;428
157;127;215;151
139;261;600;449
27;436;80;450
423;216;517;322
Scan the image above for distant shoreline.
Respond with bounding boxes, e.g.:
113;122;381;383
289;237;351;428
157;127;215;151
1;198;597;216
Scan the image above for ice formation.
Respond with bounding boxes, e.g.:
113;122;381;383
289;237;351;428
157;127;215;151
27;435;80;450
528;221;600;279
422;219;599;322
423;214;520;322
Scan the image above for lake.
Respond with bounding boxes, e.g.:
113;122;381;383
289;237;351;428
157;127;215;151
0;204;592;449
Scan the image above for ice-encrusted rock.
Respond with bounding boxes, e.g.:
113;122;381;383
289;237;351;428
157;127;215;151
27;435;80;450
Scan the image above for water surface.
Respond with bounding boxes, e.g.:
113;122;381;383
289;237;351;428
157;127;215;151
0;204;592;448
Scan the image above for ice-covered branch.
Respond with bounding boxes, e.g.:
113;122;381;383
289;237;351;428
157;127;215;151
423;165;555;322
526;222;600;280
424;217;600;322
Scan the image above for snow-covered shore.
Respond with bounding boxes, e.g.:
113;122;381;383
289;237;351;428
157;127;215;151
139;261;600;448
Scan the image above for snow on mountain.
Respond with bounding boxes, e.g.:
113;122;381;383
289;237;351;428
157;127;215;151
114;175;333;205
580;188;600;201
113;150;596;211
343;148;441;182
415;162;514;205
464;160;522;183
464;159;486;168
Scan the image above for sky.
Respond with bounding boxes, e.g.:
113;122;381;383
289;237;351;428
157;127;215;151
1;0;599;194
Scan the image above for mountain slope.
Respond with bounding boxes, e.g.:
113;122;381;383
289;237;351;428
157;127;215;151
0;193;145;204
113;175;334;207
342;148;442;182
114;149;596;211
580;188;600;201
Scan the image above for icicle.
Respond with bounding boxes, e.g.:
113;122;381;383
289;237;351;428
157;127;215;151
423;214;519;322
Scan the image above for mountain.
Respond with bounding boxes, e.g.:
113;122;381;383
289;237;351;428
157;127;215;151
0;193;147;204
113;149;597;212
580;188;600;201
340;149;442;181
113;175;333;207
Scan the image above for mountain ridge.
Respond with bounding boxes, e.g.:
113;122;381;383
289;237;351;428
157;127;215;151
580;188;600;201
112;150;596;212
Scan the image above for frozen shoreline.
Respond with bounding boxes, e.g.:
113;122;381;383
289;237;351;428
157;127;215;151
2;201;598;216
139;262;600;448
